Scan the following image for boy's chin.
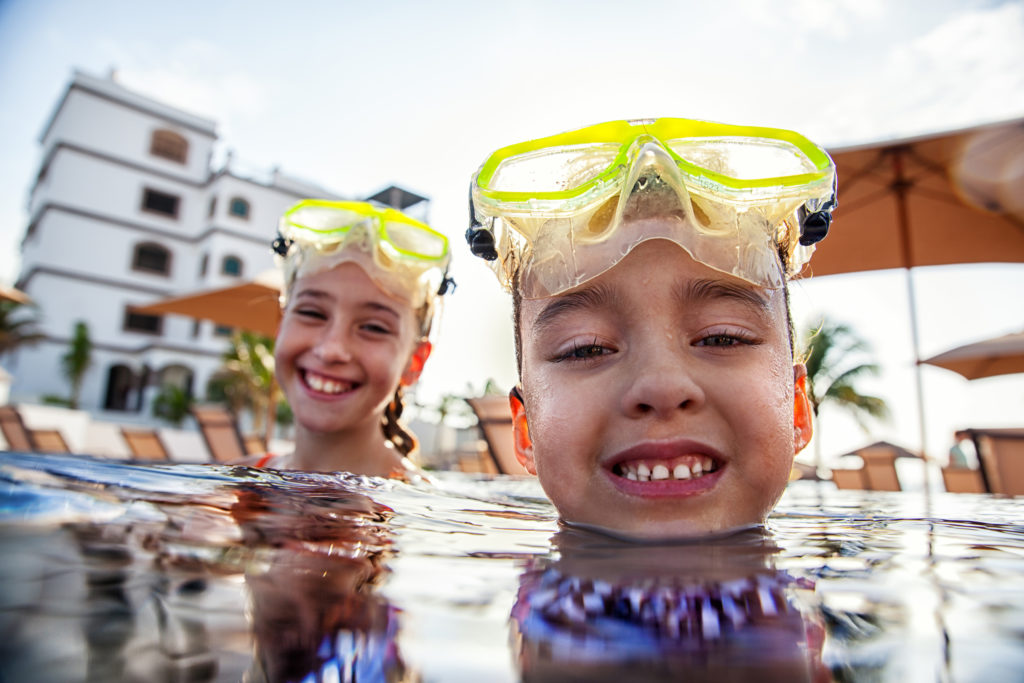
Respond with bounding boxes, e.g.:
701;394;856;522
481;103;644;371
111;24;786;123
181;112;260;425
560;517;766;544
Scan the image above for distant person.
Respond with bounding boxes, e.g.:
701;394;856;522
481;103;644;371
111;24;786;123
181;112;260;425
465;117;836;539
239;200;453;478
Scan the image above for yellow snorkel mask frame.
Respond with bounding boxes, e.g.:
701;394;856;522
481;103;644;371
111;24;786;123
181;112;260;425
274;199;454;314
467;118;836;298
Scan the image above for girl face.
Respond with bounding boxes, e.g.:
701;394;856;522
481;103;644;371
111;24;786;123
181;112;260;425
512;238;812;540
274;262;430;438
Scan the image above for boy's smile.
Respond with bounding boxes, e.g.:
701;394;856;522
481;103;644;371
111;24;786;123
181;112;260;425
513;237;812;540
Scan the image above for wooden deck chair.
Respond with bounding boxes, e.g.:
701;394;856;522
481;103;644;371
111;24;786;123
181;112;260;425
940;467;987;494
243;433;268;455
971;429;1024;496
831;468;868;490
30;429;70;453
191;404;248;463
0;405;69;453
0;404;36;451
121;428;170;462
466;396;531;476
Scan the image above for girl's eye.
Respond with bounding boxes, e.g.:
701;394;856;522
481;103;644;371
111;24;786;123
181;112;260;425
361;322;394;335
295;308;326;320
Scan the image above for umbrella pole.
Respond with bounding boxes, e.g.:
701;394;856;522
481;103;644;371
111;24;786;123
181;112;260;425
892;148;933;496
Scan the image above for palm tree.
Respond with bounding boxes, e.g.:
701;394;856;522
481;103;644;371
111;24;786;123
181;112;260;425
0;300;45;357
208;331;279;435
801;317;889;468
62;321;93;409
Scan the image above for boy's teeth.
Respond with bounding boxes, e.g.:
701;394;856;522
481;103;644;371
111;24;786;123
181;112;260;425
616;457;717;482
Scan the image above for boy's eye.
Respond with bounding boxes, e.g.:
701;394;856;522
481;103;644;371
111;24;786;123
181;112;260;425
696;333;754;347
555;340;613;362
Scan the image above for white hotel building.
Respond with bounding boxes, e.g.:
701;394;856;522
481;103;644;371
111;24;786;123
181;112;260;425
9;70;428;425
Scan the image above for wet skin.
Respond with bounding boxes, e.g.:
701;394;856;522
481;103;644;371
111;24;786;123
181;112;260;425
512;238;812;540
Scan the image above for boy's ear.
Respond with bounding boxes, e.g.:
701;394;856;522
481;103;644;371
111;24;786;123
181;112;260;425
509;388;536;475
793;364;813;453
400;340;432;387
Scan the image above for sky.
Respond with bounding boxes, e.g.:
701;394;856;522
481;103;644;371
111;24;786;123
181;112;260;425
0;0;1022;469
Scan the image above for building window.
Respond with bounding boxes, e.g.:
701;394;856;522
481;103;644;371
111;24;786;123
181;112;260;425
141;188;180;218
132;242;171;276
214;325;233;337
124;309;163;335
150;129;188;164
208;196;217;218
198;253;209;277
221;255;243;277
229;197;250;219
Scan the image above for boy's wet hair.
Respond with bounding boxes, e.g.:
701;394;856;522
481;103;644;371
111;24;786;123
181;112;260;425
509;244;795;380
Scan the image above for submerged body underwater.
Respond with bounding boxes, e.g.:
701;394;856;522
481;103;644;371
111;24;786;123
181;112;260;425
1;452;1023;682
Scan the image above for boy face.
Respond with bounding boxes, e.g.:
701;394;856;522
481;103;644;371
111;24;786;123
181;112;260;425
512;236;812;540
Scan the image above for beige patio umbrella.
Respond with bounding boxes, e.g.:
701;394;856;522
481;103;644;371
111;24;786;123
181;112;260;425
133;269;284;442
133;269;283;337
801;117;1024;482
0;285;31;305
921;331;1024;380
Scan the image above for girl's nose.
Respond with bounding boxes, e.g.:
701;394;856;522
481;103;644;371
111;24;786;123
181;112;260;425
619;341;705;419
312;324;353;364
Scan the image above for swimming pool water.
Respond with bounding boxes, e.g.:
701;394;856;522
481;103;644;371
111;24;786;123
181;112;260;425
1;452;1022;682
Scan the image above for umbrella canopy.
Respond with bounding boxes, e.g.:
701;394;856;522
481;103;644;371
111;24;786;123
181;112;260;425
808;117;1024;277
796;117;1024;475
133;270;283;337
921;331;1024;380
0;285;31;305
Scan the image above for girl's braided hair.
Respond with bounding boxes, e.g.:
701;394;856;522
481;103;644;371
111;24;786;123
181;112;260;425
379;300;434;459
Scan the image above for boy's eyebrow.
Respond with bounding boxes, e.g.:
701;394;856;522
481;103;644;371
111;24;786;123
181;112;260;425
532;283;615;332
683;279;771;311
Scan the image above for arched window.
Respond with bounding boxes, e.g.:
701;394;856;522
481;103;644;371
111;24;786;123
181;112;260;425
158;364;194;398
150;129;188;164
229;197;250;219
132;242;171;276
103;364;138;411
221;255;243;277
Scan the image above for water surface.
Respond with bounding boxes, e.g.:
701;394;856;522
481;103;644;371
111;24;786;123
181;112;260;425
1;452;1022;682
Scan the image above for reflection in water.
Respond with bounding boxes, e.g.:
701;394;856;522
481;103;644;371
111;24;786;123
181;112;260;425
230;484;411;682
2;453;1024;681
511;528;828;682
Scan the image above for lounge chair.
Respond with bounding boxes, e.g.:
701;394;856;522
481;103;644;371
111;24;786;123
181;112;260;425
959;428;1024;496
0;404;70;453
190;404;249;463
121;428;170;462
465;395;530;476
940;466;987;494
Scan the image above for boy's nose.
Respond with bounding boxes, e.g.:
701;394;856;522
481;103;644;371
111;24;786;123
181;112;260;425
619;344;705;419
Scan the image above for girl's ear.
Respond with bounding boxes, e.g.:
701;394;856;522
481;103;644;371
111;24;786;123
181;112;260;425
400;340;432;387
509;388;536;475
793;364;813;453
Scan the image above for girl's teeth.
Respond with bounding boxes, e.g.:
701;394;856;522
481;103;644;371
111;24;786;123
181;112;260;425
692;460;703;476
651;464;670;480
636;463;651;481
673;463;691;480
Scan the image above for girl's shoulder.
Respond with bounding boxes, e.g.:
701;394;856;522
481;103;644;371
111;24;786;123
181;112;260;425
230;453;282;468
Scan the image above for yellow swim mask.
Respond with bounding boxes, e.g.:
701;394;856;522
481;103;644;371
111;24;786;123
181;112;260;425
275;199;453;310
467;118;836;298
